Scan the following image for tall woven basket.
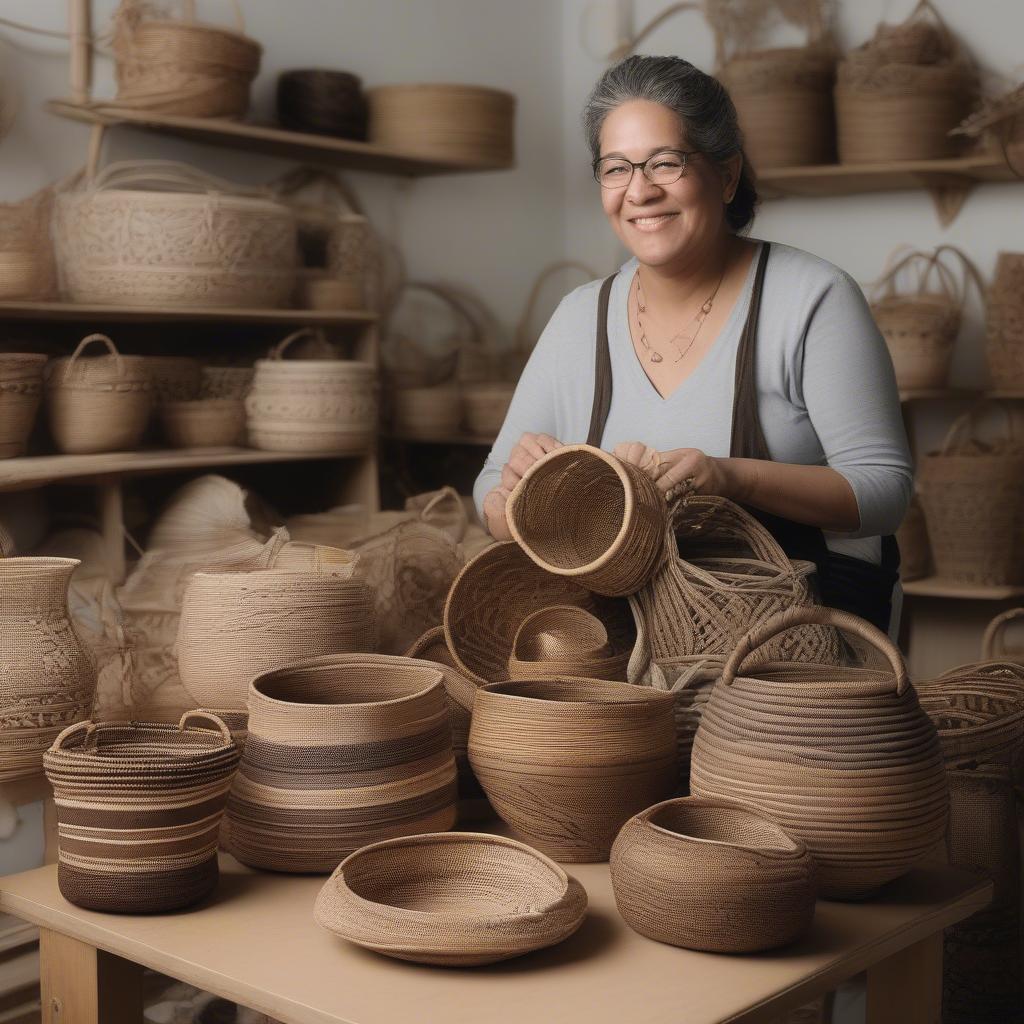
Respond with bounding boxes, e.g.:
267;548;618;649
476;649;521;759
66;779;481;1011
986;252;1024;392
0;353;46;458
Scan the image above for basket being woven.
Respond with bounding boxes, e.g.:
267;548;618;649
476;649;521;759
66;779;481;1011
611;797;816;952
314;832;587;966
508;605;631;681
0;353;46;458
43;712;239;913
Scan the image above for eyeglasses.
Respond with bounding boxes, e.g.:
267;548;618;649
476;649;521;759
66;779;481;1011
592;149;698;189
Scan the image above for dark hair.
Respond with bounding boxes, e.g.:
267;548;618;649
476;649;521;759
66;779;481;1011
582;55;758;233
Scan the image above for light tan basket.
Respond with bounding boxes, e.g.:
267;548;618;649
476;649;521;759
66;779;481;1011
917;404;1024;585
55;160;297;309
462;381;514;438
143;356;202;404
246;328;378;453
296;272;365;311
111;0;261;118
161;398;245;448
45;334;153;454
392;386;463;438
0;185;56;300
314;832;587;965
986;251;1024;391
0;353;46;458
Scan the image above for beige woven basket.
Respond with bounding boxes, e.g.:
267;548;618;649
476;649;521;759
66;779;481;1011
690;606;949;900
0;251;50;300
143;356;202;404
200;365;254;399
0;353;46;458
462;381;514;437
0;185;56;300
507;605;631;681
111;0;261;118
296;272;364;311
917;404;1024;585
55;161;296;308
611;797;816;952
469;678;677;862
161;398;245;448
246;328;378;453
986;251;1024;391
507;444;668;597
896;495;931;582
45;334;153;454
392;386;463;438
314;832;587;966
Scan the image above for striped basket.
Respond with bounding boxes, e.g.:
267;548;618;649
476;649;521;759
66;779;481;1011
43;712;240;914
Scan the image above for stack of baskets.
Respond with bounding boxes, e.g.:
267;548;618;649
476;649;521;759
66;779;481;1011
0;354;46;458
986;252;1024;393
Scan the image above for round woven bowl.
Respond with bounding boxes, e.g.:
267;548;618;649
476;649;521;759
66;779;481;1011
469;678;677;862
161;398;245;448
507;444;668;597
0;353;46;458
611;797;816;952
508;605;630;681
314;832;587;965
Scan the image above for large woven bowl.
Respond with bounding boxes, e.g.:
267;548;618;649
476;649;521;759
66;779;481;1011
0;353;46;458
227;655;458;873
469;678;677;862
507;445;667;597
508;605;630;681
314;832;587;965
611;797;816;952
690;606;949;900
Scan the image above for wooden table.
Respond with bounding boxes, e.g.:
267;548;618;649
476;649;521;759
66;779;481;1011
0;853;990;1024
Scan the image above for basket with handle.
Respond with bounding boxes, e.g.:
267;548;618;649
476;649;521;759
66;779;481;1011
690;605;949;899
982;607;1024;662
45;334;153;454
917;403;1024;585
0;353;46;458
43;711;240;913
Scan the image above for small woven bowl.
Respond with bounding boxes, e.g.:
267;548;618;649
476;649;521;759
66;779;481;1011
314;831;587;965
610;797;817;953
508;605;630;681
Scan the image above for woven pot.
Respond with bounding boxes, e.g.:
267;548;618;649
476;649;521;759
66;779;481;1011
246;328;377;453
45;334;153;454
161;398;245;448
112;0;261;118
55;161;296;308
508;606;631;681
611;797;816;951
276;69;367;139
469;678;677;862
0;251;50;300
0;557;96;782
690;606;949;900
200;365;253;399
0;353;46;458
43;712;239;913
917;405;1024;585
507;444;668;597
462;381;514;437
143;356;202;404
227;655;458;873
314;832;587;965
896;496;931;582
982;607;1024;662
392;387;463;438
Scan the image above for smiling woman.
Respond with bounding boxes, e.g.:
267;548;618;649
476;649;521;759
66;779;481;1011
474;54;912;633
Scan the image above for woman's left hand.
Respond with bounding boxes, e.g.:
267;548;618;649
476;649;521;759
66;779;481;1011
613;442;732;498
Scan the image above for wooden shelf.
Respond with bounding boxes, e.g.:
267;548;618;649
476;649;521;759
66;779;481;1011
46;100;514;176
386;431;496;447
903;576;1024;600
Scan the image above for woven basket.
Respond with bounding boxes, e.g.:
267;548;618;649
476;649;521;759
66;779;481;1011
982;607;1024;662
611;797;816;951
0;185;56;299
246;328;378;453
392;386;463;438
986;252;1024;391
177;566;376;712
368;84;515;167
276;69;367;139
507;444;668;597
0;353;46;458
200;365;253;399
508;605;631;681
896;495;931;582
314;832;587;965
55;161;296;308
462;381;514;437
469;678;677;862
917;405;1024;585
226;655;458;873
144;356;202;404
690;606;949;899
0;251;50;300
161;398;245;448
296;272;364;311
111;0;261;118
45;334;153;454
43;712;239;913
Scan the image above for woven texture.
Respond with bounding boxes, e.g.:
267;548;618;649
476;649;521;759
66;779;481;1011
896;496;931;582
200;365;253;399
690;606;949;899
0;558;96;782
469;678;676;862
508;605;630;681
227;655;457;873
392;386;463;438
461;382;514;437
611;797;816;952
276;69;367;139
161;398;245;448
507;445;668;597
314;831;587;965
0;185;56;300
144;356;202;404
986;252;1024;391
43;712;239;913
0;353;46;458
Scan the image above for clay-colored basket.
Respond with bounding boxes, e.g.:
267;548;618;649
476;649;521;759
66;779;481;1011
0;353;46;458
507;605;630;681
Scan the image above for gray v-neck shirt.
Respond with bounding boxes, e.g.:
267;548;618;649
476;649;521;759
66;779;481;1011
474;241;913;564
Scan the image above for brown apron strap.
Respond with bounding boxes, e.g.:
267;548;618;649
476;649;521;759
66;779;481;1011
729;242;772;460
586;273;618;447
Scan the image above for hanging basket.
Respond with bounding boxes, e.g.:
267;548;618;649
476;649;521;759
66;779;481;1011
0;353;46;459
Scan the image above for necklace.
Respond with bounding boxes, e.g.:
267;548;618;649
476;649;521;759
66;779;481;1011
634;265;727;364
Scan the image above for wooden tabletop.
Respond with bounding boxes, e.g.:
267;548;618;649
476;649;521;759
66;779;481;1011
0;852;990;1024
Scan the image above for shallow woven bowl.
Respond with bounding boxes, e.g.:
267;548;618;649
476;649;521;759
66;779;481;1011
314;831;587;965
610;797;816;953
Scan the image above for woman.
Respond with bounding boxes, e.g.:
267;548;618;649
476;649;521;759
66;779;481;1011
474;54;912;633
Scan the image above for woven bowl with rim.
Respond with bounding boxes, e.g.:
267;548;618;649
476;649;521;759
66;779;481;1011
611;797;816;952
508;605;630;681
314;831;587;965
507;444;668;597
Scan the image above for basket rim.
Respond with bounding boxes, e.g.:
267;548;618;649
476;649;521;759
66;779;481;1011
57;189;290;218
479;676;672;707
128;16;264;50
366;83;515;101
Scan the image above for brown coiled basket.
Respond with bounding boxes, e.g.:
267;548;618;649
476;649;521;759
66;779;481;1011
507;605;630;681
0;353;46;458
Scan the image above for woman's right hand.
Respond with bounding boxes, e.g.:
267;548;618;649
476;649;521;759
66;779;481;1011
483;432;563;539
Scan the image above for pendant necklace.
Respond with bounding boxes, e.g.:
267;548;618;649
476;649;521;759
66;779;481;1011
635;265;727;365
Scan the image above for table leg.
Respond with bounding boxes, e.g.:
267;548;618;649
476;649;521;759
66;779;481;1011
40;929;144;1024
865;933;942;1024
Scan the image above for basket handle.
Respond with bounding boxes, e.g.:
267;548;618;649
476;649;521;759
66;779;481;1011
940;402;1016;455
51;720;97;751
269;328;327;361
722;606;909;694
514;261;599;355
62;334;124;384
89;160;262;199
178;710;233;744
871;247;960;305
982;607;1024;660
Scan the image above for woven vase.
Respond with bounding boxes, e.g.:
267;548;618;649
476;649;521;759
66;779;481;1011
0;353;46;458
226;655;458;873
469;678;677;862
690;606;949;899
